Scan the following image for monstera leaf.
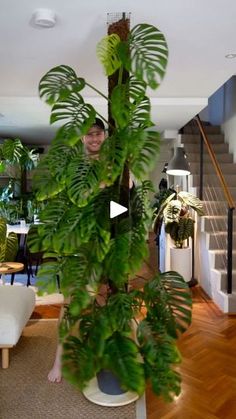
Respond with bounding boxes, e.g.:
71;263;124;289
0;217;18;262
50;92;96;140
1;139;24;164
39;65;86;105
129;23;168;89
96;34;122;76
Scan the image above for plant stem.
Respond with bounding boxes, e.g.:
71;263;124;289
85;81;109;101
118;66;124;86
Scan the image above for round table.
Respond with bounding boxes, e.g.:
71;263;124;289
0;262;24;285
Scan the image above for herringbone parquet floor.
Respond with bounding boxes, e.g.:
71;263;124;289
146;286;236;419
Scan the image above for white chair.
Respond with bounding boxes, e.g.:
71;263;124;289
0;286;35;368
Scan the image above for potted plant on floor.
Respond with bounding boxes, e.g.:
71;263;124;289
153;189;204;282
29;19;192;403
0;139;39;223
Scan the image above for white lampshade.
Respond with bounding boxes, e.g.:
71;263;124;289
166;147;190;176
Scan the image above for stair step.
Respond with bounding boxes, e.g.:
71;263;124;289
203;201;231;215
187;153;233;163
210;250;236;269
189;162;236;174
202;216;228;232
208;232;236;249
190;174;236;187
199;187;236;201
184;143;229;153
202;215;236;231
217;269;236;291
182;134;225;143
183;125;221;134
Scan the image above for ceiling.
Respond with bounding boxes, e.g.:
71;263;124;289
0;0;236;145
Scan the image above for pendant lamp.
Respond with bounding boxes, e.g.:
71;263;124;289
166;147;190;176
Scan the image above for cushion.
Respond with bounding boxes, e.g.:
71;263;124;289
0;286;35;345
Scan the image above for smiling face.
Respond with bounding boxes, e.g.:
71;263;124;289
83;125;106;156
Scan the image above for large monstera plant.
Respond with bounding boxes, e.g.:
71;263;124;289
29;23;192;401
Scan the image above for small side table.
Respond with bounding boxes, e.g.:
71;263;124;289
0;262;24;285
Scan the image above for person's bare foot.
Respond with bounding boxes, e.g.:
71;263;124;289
48;344;62;383
47;362;62;383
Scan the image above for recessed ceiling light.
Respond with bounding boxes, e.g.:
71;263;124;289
31;8;56;29
225;53;236;59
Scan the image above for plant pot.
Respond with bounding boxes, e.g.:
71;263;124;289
170;246;192;282
96;369;125;395
83;375;139;407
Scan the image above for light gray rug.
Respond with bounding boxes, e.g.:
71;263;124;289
0;320;146;419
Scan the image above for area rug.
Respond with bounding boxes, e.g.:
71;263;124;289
0;321;145;419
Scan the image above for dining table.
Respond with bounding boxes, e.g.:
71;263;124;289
6;223;31;236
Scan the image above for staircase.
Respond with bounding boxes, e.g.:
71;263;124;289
181;123;236;313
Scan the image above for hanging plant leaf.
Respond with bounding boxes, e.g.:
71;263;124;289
39;65;85;105
96;34;122;76
129;23;168;89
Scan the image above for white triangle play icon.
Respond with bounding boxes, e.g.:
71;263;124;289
110;201;128;219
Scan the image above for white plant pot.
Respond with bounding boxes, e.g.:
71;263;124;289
170;247;192;282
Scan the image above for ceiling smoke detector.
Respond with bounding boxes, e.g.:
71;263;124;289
225;53;236;59
31;8;56;28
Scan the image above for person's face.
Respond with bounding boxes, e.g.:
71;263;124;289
83;126;105;155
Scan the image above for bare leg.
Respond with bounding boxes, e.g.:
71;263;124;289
47;287;107;383
48;304;64;383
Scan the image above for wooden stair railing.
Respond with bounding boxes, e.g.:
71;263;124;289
194;115;235;293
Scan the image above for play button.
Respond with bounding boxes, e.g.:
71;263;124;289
110;201;128;219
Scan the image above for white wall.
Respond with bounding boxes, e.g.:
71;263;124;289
199;75;236;161
222;77;236;160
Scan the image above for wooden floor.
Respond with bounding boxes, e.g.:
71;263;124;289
146;286;236;419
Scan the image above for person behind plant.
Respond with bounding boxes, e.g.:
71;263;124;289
48;117;107;383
